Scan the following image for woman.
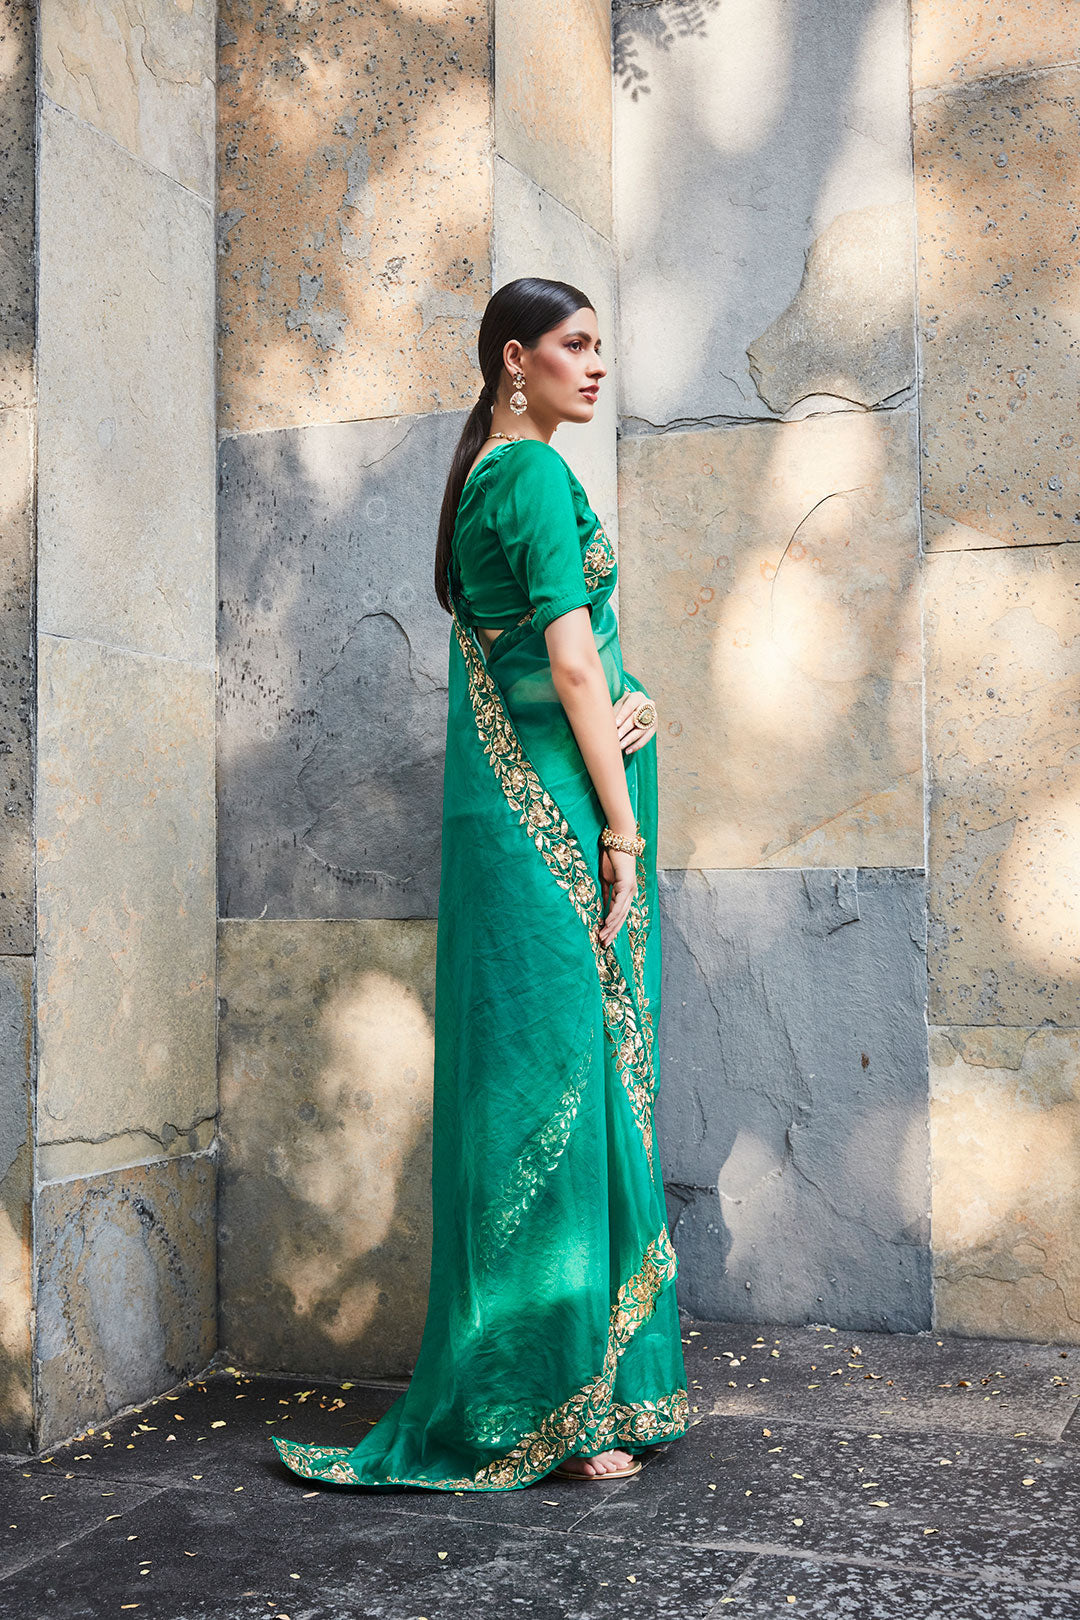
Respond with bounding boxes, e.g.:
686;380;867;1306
272;277;688;1491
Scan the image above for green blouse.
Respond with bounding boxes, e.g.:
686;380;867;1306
450;439;603;635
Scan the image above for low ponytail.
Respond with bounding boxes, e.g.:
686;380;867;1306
433;278;594;616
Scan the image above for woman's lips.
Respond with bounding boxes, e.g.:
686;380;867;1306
580;388;599;401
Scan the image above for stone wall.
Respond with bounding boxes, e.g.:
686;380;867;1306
614;0;1079;1343
613;0;931;1332
1;1;219;1452
914;9;1080;1341
5;0;1072;1454
214;0;617;1378
0;0;36;1452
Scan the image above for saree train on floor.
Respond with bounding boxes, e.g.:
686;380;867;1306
273;439;689;1490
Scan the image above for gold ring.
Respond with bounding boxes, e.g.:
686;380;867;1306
634;703;656;728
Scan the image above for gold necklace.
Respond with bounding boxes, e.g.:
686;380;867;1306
489;431;524;442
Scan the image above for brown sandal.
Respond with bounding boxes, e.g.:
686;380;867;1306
553;1457;642;1481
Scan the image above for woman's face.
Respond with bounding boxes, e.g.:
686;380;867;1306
507;308;606;426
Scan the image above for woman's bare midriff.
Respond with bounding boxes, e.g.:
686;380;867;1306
476;626;505;656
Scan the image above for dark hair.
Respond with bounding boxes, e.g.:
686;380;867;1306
433;276;596;615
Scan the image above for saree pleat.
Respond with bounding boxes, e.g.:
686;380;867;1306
272;462;688;1492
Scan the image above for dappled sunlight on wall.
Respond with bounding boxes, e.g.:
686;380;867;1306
618;409;922;869
218;0;492;434
0;1203;32;1436
218;921;437;1377
931;1028;1080;1342
926;543;1080;1026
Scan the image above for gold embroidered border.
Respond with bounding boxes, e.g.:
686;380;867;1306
272;1227;686;1491
450;605;657;1175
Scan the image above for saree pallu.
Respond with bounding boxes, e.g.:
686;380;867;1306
272;567;688;1491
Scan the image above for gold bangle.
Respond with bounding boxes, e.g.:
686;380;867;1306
601;824;645;857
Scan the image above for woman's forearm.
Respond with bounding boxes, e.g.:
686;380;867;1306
551;658;638;838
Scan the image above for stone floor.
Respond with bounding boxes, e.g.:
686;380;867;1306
2;1317;1078;1619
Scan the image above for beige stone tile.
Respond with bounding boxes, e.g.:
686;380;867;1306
35;1154;215;1446
912;0;1080;91
41;0;216;198
0;0;35;410
493;155;618;540
916;66;1080;550
37;102;215;663
926;544;1080;1027
36;636;216;1161
217;0;492;434
0;955;33;1450
218;918;436;1379
931;1025;1080;1344
616;411;923;869
747;201;916;416
495;0;612;240
0;408;34;955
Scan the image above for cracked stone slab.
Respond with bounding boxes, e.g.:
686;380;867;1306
0;955;32;1452
679;1319;1078;1442
746;202;915;416
586;1408;1080;1593
496;0;612;240
0;1484;750;1620
493;154;618;542
41;0;216;199
34;1154;216;1449
37;100;215;664
925;544;1080;1026
708;1554;1080;1618
0;1470;158;1582
931;1027;1080;1344
35;635;216;1162
915;65;1080;550
218;918;436;1381
656;868;931;1330
616;413;922;869
912;0;1080;91
217;0;491;434
0;409;34;954
613;0;912;425
218;411;462;922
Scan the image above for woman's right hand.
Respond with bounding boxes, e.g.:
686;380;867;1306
598;843;637;947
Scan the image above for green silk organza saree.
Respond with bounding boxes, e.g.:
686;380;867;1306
272;440;688;1491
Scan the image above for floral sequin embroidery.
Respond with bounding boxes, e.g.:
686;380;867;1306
476;1043;593;1265
583;526;616;591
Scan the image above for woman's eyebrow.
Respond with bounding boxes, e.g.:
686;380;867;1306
565;330;601;345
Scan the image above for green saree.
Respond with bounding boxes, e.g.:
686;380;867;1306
272;438;688;1491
